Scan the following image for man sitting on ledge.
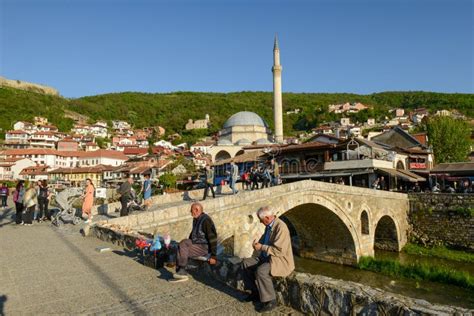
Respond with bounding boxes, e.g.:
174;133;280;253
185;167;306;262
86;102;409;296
172;202;217;281
241;206;294;312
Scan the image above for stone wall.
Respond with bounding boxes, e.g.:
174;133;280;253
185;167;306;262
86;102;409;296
197;257;472;315
87;226;472;315
408;193;474;251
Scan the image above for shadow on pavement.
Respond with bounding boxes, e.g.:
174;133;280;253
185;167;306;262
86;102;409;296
0;207;15;228
52;229;147;314
156;268;174;281
191;271;249;302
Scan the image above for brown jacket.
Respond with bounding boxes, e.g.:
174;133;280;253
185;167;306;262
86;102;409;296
260;217;295;277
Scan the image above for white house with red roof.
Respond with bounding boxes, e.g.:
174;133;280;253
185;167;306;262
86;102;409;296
0;158;36;180
29;131;60;148
78;149;128;167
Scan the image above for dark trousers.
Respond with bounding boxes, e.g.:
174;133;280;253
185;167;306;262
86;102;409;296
38;198;49;219
177;239;209;269
15;202;23;224
241;257;275;303
23;206;35;224
120;198;129;217
1;196;7;207
251;180;259;190
262;178;270;188
202;183;215;200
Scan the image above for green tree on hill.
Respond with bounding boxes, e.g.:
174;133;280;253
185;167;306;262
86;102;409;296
426;116;471;163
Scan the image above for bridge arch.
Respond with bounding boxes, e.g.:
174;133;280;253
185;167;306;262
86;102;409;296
267;193;362;265
215;150;231;161
374;214;400;251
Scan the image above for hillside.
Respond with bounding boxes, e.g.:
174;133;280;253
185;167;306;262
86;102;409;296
0;87;74;137
1;87;473;142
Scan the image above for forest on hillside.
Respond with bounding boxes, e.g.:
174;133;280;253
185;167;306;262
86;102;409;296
1;87;473;144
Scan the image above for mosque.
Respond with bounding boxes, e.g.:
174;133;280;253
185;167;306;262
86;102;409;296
209;37;284;162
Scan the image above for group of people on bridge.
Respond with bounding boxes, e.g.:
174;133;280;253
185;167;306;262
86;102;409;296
203;159;281;200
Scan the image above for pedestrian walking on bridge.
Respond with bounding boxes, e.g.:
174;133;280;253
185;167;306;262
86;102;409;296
202;165;215;200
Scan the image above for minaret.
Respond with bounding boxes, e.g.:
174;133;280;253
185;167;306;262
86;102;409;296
272;35;284;143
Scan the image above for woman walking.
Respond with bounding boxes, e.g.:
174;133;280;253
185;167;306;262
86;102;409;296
23;182;38;226
13;181;25;225
82;178;95;223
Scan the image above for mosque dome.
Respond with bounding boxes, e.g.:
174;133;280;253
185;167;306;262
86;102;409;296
255;138;272;145
236;138;252;145
223;111;269;129
217;139;232;145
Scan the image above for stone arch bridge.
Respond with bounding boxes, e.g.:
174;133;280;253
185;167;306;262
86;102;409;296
93;180;409;265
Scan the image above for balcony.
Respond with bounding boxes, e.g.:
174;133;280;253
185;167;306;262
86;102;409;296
324;159;393;171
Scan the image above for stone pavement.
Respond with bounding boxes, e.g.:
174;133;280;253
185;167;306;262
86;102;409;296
0;203;300;315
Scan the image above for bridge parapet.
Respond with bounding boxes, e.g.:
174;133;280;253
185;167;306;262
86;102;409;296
93;180;409;264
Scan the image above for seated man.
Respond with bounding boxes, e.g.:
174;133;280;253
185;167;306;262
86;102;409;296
241;206;294;313
172;202;217;281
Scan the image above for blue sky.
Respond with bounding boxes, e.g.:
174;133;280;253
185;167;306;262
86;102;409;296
1;0;472;97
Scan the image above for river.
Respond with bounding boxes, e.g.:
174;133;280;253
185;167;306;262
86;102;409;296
295;251;474;309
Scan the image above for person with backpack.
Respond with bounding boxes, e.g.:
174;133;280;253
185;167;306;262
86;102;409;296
141;174;152;210
13;181;25;225
82;178;95;223
262;165;272;189
251;166;260;190
37;180;51;222
0;183;9;209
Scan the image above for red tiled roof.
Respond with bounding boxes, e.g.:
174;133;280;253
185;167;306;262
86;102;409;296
81;149;128;160
411;133;427;146
4;149;58;156
6;130;28;135
32;131;58;136
50;164;116;174
20;165;49;175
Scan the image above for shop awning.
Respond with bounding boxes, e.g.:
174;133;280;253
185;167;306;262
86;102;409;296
377;168;426;182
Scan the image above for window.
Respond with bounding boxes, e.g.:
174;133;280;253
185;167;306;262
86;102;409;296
361;211;369;235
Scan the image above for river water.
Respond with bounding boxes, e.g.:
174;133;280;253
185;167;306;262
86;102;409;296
295;251;474;309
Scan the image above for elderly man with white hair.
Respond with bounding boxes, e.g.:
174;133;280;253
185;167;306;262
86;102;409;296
241;206;294;313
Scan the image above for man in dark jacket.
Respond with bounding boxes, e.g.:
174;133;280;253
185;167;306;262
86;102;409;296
172;202;217;281
118;175;133;217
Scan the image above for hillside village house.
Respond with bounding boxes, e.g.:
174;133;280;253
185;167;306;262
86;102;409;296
85;142;99;151
13;121;37;133
0;158;36;180
19;165;49;181
49;165;116;187
4;130;29;149
29;131;60;148
3;149;128;170
37;124;58;132
57;139;79;151
33;116;48;125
